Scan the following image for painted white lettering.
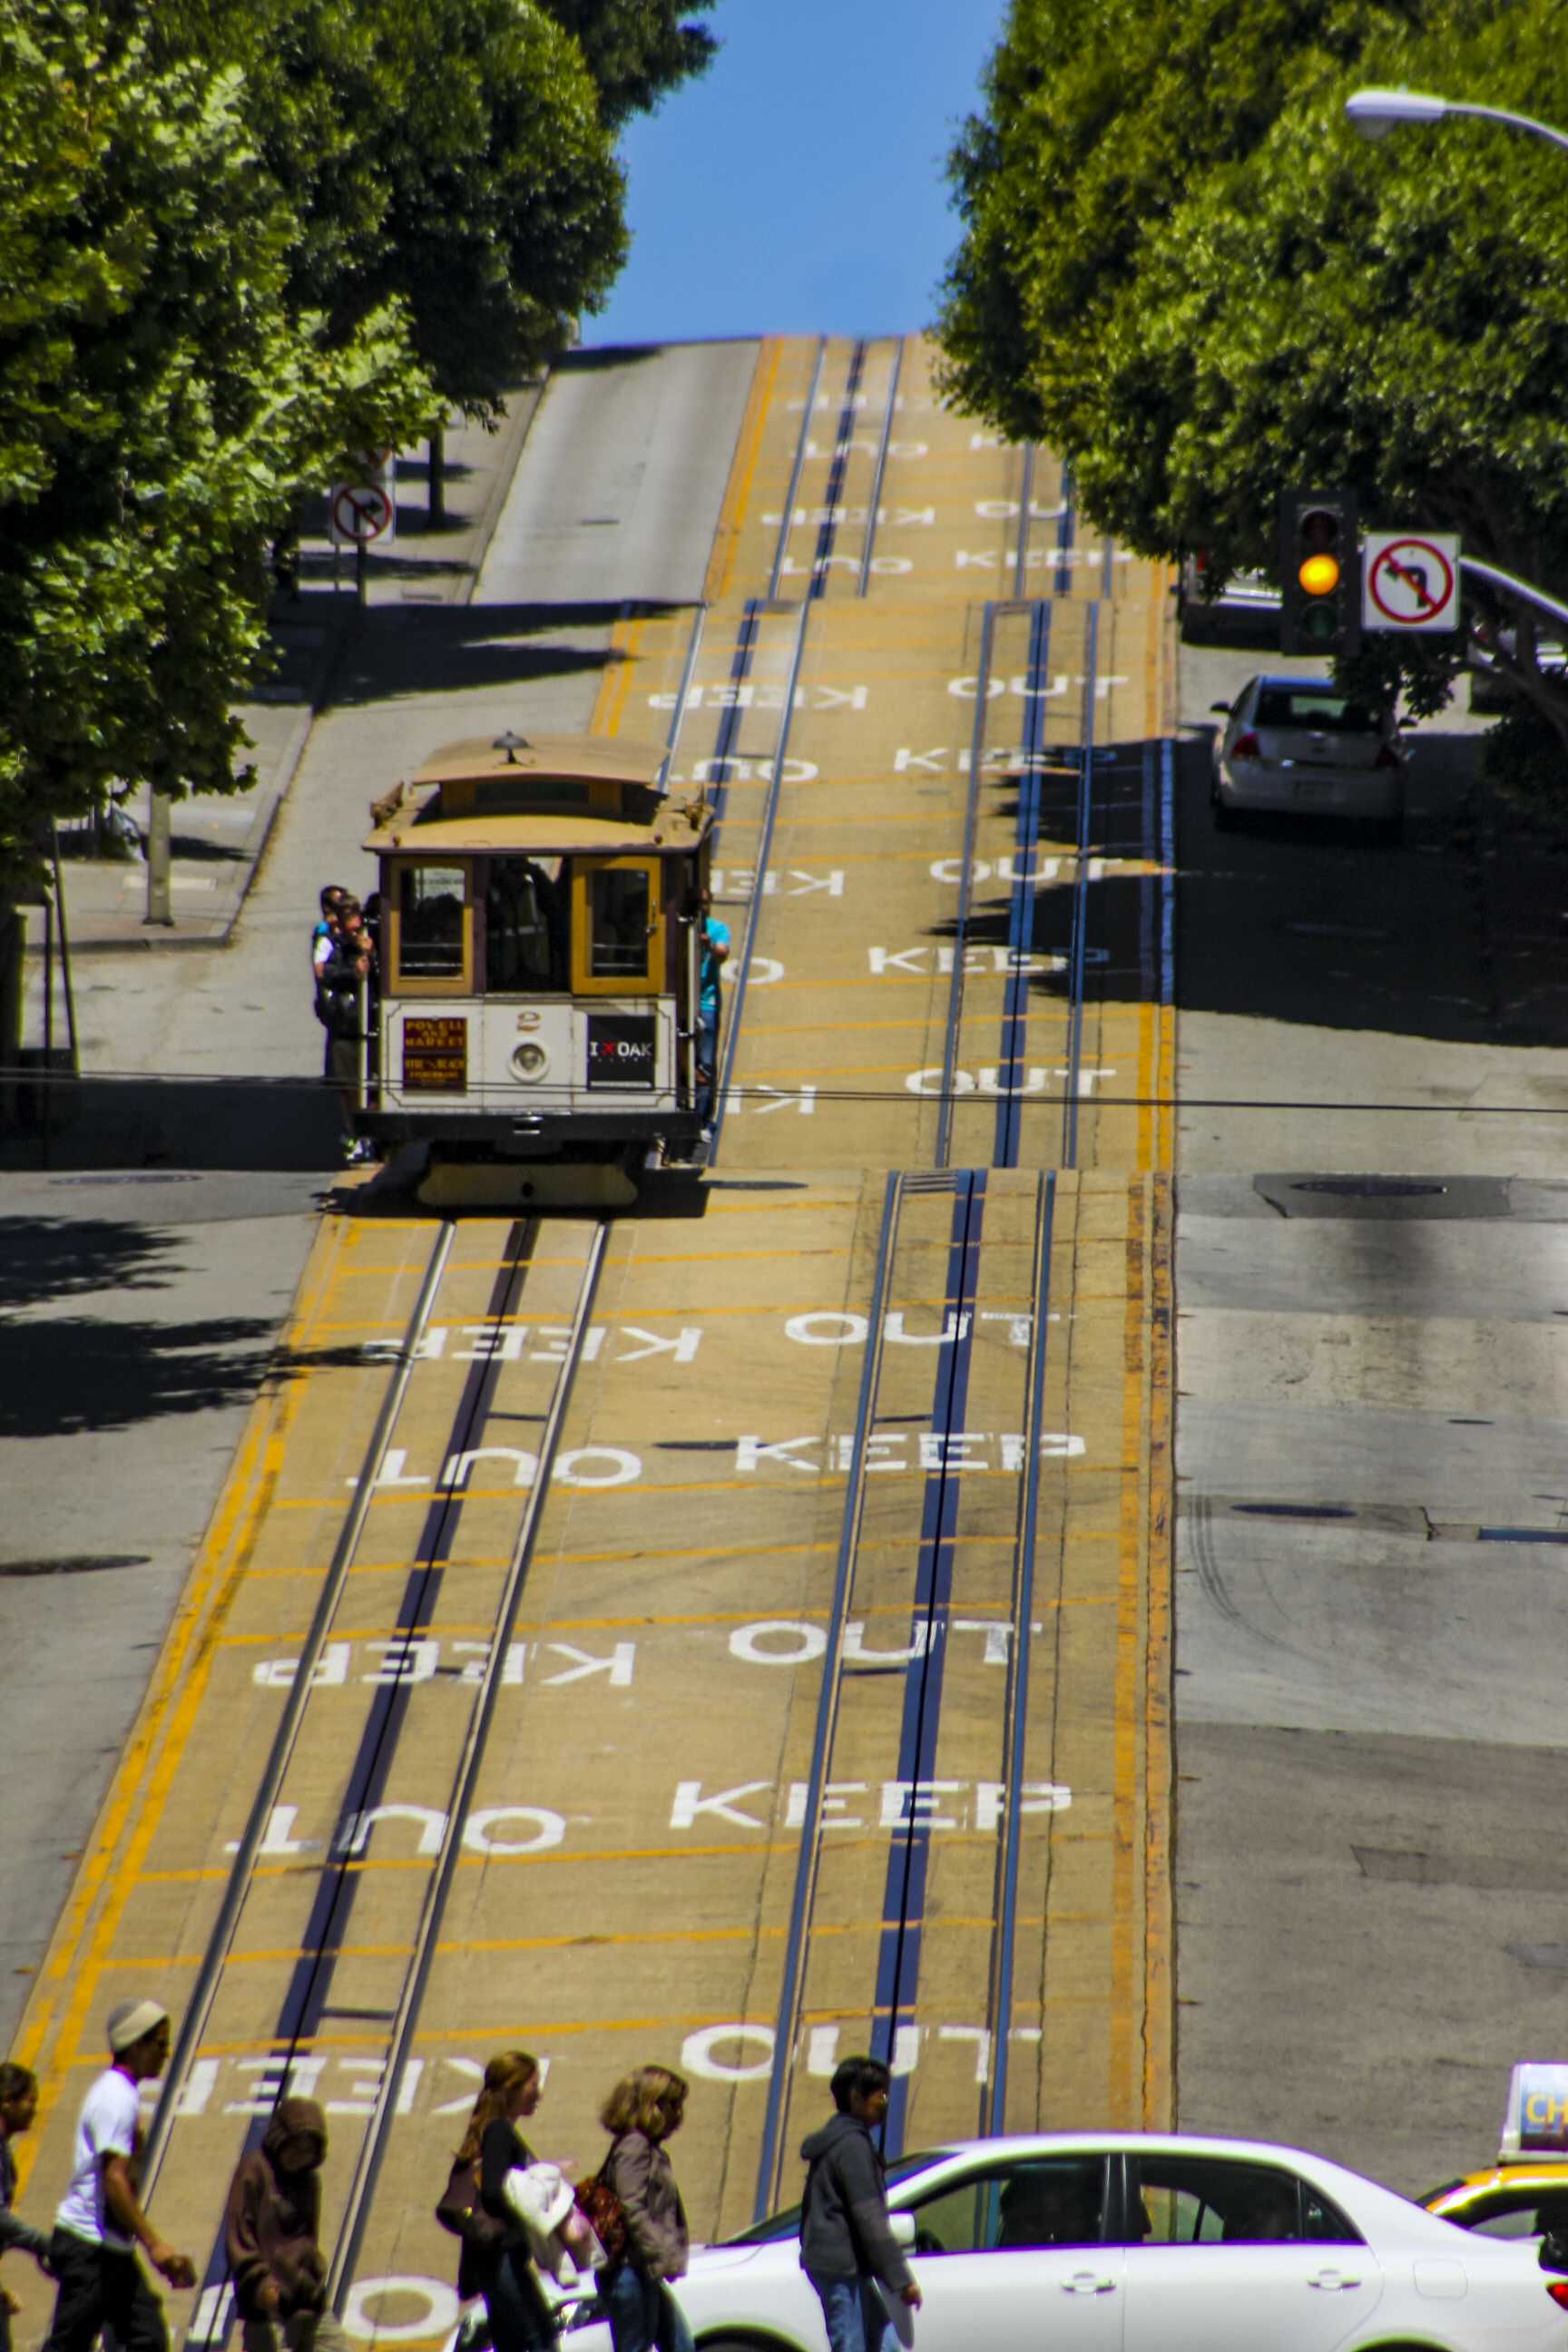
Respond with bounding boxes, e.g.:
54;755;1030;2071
340;1803;446;1857
730;1620;827;1665
453;1325;524;1362
362;1638;438;1685
439;1446;537;1491
464;1807;565;1855
955;1620;1013;1665
885;1311;971;1347
880;1781;963;1830
896;748;947;773
671;1779;771;1829
938;2026;993;2083
554;1447;640;1488
615;1325;701;1365
343;2280;459;2347
539;1641;634;1688
736;1435;818;1473
847;1622;929;1666
253;1642;349;1690
785;1312;868;1347
918;1431;987;1470
680;2025;775;2082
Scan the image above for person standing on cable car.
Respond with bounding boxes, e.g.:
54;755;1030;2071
695;887;729;1134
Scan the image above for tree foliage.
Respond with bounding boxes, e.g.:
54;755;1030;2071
537;0;717;128
148;0;629;412
0;1;431;888
936;0;1568;770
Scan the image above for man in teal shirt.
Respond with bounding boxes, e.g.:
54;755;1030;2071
697;887;729;1132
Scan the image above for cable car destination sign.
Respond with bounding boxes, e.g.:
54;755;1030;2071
1361;529;1460;633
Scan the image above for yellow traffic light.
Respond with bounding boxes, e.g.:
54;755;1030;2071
1298;552;1340;596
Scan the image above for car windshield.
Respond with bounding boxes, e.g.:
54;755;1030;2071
723;2151;951;2244
1255;689;1377;733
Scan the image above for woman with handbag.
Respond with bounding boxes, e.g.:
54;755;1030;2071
594;2068;693;2352
436;2053;557;2352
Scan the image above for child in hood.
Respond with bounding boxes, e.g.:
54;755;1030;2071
223;2102;348;2352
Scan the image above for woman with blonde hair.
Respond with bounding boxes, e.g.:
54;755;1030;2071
594;2068;692;2352
436;2053;556;2352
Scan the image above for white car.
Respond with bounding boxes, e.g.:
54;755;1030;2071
560;2131;1568;2352
1210;675;1407;837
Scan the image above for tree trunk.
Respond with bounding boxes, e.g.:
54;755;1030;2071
428;418;445;522
0;900;24;1132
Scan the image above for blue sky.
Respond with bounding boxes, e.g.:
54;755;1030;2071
588;0;1008;345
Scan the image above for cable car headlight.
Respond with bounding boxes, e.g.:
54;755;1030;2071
511;1041;549;1082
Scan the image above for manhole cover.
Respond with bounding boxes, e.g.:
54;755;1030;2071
1291;1179;1446;1198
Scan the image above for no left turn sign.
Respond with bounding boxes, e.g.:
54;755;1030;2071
330;482;395;545
1362;530;1460;632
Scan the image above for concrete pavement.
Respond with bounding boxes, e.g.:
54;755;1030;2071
1172;643;1568;2190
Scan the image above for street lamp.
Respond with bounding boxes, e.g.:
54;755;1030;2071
1346;87;1568;157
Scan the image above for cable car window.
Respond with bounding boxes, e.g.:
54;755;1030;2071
589;867;652;979
398;865;466;978
486;857;564;991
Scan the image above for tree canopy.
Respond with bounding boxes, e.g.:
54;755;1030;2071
936;0;1568;775
537;0;717;127
147;0;630;413
0;0;715;901
0;2;430;887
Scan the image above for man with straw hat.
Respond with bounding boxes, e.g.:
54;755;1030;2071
41;2000;195;2352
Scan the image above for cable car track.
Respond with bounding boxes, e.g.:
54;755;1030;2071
140;1216;609;2329
754;1163;1060;2211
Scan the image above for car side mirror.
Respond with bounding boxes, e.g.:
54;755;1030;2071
889;2213;916;2249
1210;702;1231;715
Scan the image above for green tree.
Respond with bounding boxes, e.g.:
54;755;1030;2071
536;0;717;128
0;1;432;893
153;0;630;416
936;0;1568;772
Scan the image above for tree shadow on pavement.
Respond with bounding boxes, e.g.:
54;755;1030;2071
0;1311;277;1437
0;1218;178;1309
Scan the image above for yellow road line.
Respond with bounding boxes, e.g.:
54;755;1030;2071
11;1211;356;2175
703;337;780;603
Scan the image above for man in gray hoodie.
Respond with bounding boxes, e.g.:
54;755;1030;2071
799;2058;922;2352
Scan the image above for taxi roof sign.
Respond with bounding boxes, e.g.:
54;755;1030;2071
1503;2063;1568;2157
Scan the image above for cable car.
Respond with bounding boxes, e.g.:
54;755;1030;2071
358;730;713;1206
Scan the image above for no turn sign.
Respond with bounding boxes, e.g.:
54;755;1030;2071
330;482;395;544
1362;531;1460;633
329;447;397;549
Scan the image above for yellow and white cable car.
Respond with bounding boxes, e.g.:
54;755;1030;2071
358;730;713;1199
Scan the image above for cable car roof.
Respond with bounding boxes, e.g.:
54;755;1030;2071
363;730;712;857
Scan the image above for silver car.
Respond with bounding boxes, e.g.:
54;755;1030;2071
1210;674;1407;837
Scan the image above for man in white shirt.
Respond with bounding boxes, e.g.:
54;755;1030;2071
42;2000;195;2352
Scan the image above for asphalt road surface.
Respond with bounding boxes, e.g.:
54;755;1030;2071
5;339;1568;2352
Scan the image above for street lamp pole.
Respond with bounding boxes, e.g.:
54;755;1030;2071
1346;87;1568;156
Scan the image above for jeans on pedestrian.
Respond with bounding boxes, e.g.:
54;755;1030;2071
696;1009;719;1128
42;2230;167;2352
479;2247;556;2352
240;2312;353;2352
601;2263;692;2352
805;2271;899;2352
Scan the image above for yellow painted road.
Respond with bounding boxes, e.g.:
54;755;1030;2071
8;338;1175;2349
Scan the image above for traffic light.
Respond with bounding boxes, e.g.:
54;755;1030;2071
1279;488;1360;658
